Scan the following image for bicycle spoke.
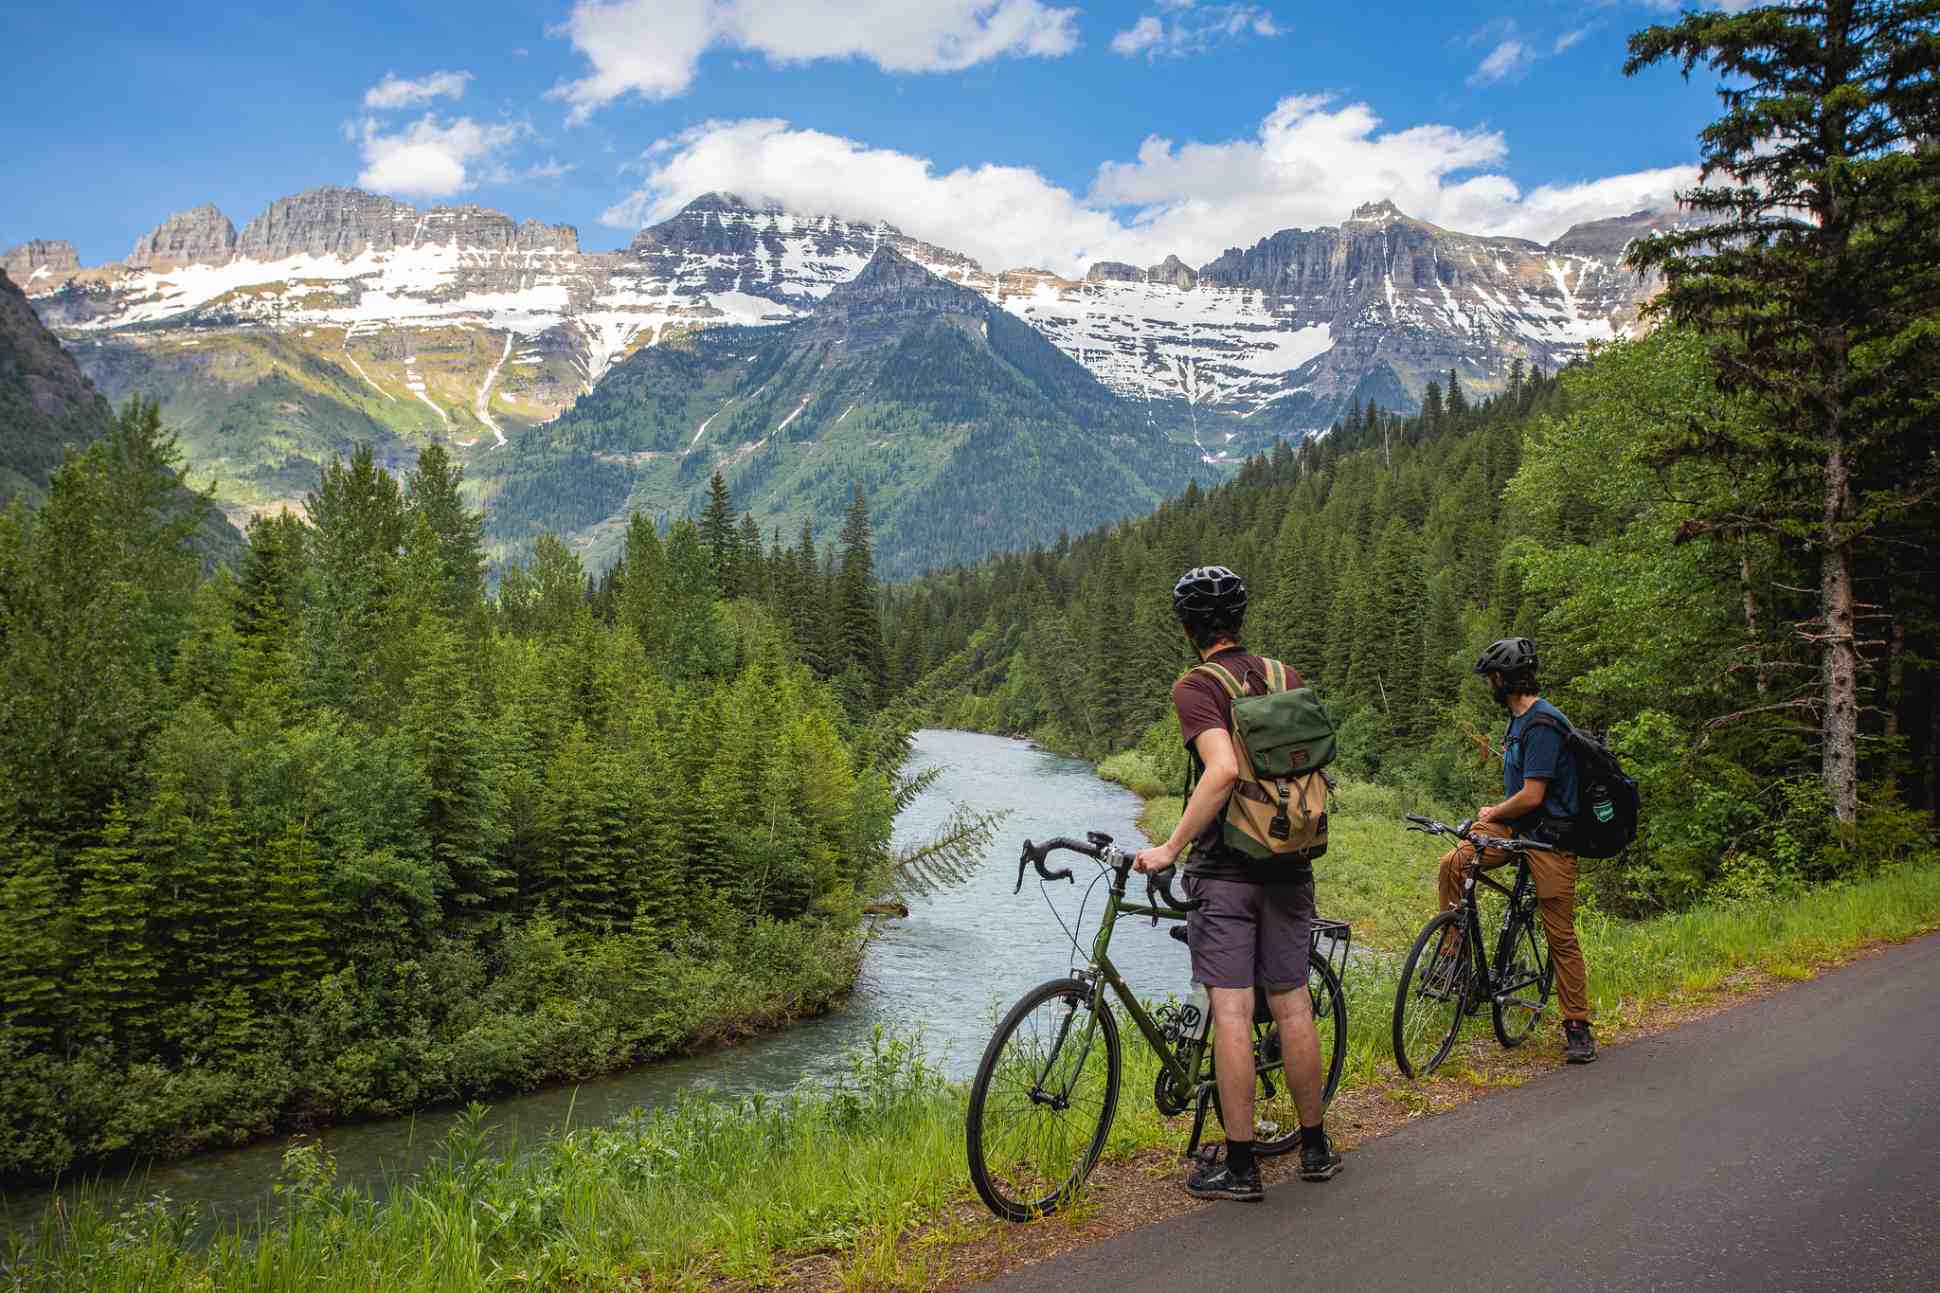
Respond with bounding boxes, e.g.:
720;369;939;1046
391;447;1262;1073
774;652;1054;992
1491;913;1552;1048
969;983;1120;1220
1394;915;1468;1078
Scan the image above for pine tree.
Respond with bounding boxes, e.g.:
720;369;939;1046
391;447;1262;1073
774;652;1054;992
404;443;486;620
403;615;509;908
736;511;766;601
1623;0;1940;823
252;822;330;1001
0;828;67;1042
662;519;725;681
1446;367;1469;420
835;484;887;704
0;398;203;828
69;800;160;1049
619;512;666;659
302;443;404;719
1420;381;1444;437
699;473;737;597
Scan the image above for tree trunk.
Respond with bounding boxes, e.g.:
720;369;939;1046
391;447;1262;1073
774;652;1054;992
1821;436;1860;827
1884;619;1905;744
1741;540;1766;698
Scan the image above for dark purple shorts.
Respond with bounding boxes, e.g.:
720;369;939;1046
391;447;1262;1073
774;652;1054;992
1183;872;1316;991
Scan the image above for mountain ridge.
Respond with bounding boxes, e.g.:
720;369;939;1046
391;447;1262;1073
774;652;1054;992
6;185;1689;549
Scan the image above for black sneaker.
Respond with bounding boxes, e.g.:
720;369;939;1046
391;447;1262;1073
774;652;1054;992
1186;1154;1263;1201
1563;1020;1597;1065
1298;1133;1344;1182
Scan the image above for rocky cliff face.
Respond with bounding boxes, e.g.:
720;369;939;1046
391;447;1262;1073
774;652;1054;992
127;204;238;269
1;240;80;286
806;245;990;348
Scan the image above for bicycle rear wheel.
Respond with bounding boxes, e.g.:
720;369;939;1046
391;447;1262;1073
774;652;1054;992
1249;952;1348;1156
1491;908;1553;1048
1393;910;1470;1078
966;977;1121;1222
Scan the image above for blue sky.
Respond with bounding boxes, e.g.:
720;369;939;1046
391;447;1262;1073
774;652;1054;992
2;1;1739;276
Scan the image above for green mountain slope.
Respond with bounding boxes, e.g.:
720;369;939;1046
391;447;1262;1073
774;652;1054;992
1;270;242;563
480;248;1216;577
0;269;117;505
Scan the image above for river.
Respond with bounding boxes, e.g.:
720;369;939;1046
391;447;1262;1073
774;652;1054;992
0;729;1193;1234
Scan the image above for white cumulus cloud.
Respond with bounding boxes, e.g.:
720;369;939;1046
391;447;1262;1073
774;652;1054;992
601;98;1699;277
356;115;530;198
1111;4;1282;59
551;0;1080;122
1468;39;1531;86
362;70;472;110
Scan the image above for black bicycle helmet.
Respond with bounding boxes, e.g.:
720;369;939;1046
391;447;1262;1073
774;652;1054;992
1473;637;1537;675
1172;565;1248;621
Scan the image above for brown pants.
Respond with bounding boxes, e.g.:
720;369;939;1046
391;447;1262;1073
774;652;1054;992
1437;821;1590;1023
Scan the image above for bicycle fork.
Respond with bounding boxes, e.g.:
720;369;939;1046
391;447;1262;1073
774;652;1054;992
1028;994;1093;1111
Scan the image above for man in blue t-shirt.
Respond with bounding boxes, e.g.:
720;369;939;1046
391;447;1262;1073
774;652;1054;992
1435;637;1596;1063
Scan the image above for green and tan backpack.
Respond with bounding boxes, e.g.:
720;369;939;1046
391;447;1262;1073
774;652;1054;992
1185;658;1338;864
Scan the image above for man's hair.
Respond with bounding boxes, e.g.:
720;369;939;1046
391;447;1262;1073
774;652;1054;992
1500;665;1540;697
1182;612;1244;653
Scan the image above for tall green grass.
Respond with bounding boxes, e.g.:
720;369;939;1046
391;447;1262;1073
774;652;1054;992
9;861;1935;1293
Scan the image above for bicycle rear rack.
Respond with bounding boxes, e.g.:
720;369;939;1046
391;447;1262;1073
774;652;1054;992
1310;917;1352;987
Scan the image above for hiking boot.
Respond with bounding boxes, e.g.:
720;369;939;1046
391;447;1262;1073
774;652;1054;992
1185;1154;1263;1201
1563;1020;1597;1065
1298;1132;1344;1182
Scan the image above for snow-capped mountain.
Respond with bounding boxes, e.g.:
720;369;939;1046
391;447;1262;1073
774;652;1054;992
6;186;1681;530
15;188;1677;421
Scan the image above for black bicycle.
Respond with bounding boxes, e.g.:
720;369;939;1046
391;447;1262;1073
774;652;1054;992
1391;815;1554;1078
965;833;1350;1221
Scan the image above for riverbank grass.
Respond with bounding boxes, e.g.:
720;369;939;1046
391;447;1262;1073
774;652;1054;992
9;857;1937;1292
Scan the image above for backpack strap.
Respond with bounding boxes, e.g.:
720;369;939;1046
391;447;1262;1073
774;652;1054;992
1190;660;1246;699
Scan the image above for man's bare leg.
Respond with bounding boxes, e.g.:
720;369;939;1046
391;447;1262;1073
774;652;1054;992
1209;986;1257;1141
1263;986;1324;1125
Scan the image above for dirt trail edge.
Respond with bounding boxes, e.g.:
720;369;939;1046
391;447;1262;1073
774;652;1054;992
973;931;1940;1293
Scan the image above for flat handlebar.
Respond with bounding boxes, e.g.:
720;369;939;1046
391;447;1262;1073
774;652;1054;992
1405;813;1547;854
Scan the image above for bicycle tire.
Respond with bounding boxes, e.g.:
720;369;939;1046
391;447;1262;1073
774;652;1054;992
1491;908;1553;1048
966;977;1121;1222
1248;951;1348;1156
1393;910;1470;1078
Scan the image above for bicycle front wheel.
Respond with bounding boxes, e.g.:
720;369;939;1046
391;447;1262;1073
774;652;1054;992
1491;909;1553;1048
1250;952;1348;1156
966;977;1121;1222
1393;910;1470;1078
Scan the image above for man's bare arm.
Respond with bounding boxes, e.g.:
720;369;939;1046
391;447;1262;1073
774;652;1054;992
1134;728;1238;873
1477;776;1546;825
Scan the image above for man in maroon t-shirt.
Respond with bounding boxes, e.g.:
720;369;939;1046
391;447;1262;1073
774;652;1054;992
1133;566;1342;1200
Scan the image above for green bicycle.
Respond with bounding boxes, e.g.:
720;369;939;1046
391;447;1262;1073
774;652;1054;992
965;831;1350;1222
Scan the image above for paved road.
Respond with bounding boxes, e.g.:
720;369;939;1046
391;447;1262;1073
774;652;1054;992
979;931;1940;1293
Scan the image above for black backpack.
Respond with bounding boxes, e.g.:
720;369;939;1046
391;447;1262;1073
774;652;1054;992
1518;713;1640;859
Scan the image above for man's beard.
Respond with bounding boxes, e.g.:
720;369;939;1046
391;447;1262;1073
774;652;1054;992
1491;680;1512;708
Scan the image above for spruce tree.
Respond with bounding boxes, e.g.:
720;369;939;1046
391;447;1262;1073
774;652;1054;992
1623;0;1940;823
404;443;486;619
1420;381;1444;438
70;800;160;1049
0;828;66;1042
302;443;404;719
699;472;737;597
835;484;887;702
736;511;765;601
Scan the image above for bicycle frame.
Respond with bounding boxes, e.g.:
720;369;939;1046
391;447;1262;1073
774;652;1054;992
1031;859;1351;1159
1455;855;1544;1003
